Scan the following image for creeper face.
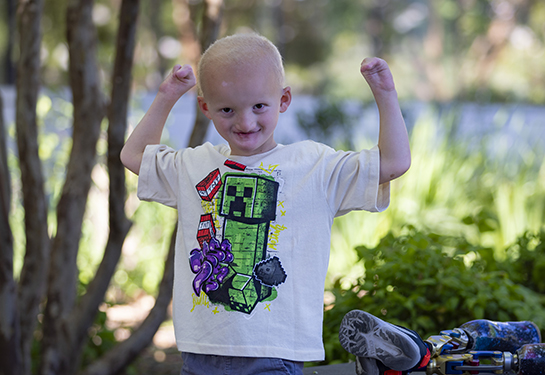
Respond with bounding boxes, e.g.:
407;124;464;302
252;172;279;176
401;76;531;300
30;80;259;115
221;176;257;220
220;175;277;223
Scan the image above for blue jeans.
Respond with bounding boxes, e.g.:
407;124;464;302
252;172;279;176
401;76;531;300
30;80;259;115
180;352;304;375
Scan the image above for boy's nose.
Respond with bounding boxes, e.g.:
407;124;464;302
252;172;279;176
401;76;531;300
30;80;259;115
235;112;255;132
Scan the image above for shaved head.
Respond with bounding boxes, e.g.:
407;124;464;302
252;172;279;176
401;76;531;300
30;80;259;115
197;33;285;97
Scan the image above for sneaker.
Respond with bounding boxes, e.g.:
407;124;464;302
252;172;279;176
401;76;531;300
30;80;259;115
354;357;380;375
339;310;423;372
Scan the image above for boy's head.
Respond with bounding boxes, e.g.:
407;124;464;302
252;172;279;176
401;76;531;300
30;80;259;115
197;33;292;157
197;33;285;97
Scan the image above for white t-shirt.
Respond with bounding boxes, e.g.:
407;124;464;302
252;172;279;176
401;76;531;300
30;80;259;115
137;140;389;361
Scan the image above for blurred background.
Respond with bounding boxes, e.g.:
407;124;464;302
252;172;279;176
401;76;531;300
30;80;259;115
3;0;545;100
2;0;545;372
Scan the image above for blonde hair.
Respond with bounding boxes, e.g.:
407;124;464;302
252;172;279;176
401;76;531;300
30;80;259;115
197;33;285;96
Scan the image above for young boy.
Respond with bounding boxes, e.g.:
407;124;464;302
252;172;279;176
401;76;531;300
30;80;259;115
121;33;411;374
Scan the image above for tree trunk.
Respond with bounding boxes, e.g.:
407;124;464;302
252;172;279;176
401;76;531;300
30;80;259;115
40;0;105;373
3;0;17;84
172;0;203;71
81;224;177;375
188;0;224;148
14;1;50;374
0;80;21;375
70;0;138;366
149;0;169;80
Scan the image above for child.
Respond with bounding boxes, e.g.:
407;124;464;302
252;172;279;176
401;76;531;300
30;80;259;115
121;33;411;375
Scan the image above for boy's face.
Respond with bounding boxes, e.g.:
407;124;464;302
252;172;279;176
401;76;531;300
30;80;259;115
197;62;291;156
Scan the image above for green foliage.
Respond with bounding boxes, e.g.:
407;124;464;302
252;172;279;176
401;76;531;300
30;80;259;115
502;231;545;294
328;103;545;288
321;227;545;365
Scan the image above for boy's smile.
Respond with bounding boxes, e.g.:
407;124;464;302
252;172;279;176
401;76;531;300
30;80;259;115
198;62;291;156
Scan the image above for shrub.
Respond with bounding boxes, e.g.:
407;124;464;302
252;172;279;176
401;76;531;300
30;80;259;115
320;227;545;365
502;230;545;294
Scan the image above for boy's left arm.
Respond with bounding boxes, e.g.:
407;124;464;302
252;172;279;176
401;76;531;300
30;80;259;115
361;57;411;184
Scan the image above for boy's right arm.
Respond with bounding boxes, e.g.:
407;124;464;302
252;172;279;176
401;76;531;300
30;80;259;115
120;64;196;175
360;58;411;184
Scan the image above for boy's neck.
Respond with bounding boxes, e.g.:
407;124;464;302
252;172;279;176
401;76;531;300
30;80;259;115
228;143;279;157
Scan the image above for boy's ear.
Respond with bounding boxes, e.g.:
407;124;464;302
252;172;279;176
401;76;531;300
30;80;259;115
197;96;213;119
279;87;292;113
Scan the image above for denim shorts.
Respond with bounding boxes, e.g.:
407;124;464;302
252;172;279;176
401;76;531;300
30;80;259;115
180;352;304;375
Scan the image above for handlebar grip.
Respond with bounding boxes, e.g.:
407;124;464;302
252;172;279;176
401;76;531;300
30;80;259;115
518;344;545;375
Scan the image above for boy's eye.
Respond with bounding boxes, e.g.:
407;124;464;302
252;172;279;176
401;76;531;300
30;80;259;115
221;108;233;114
254;103;265;110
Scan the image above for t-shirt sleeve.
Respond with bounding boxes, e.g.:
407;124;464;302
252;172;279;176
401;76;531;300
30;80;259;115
324;145;390;217
137;144;181;209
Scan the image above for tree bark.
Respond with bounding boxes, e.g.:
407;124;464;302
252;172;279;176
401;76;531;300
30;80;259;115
188;0;224;148
149;0;169;79
0;78;21;375
81;224;176;375
40;0;105;374
172;0;203;70
71;0;138;364
14;1;50;375
3;0;17;84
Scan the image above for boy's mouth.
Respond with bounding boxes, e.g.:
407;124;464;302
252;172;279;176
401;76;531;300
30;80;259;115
235;129;260;136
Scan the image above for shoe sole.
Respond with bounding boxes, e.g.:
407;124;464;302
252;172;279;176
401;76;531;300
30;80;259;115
339;310;420;370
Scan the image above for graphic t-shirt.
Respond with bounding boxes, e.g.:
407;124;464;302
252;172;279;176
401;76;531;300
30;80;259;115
137;140;389;361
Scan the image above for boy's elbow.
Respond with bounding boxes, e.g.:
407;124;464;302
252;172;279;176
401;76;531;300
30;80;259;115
393;149;411;177
119;146;130;169
396;155;411;178
380;157;411;184
120;147;141;175
398;157;411;177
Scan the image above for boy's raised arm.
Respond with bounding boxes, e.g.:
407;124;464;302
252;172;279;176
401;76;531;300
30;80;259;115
120;64;196;175
360;57;411;185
